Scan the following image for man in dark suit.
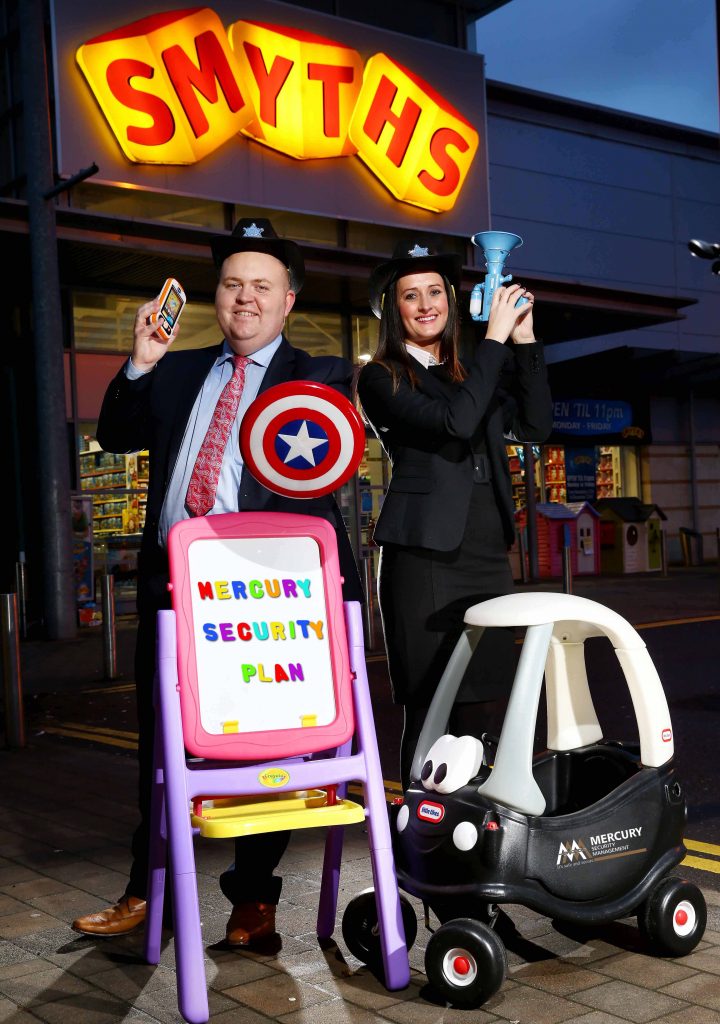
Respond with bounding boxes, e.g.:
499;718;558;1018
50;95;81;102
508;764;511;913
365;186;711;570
72;218;361;944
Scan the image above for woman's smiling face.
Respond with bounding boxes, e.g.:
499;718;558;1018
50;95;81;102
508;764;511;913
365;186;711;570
396;271;449;347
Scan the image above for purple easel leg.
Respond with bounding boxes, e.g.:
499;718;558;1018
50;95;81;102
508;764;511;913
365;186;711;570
157;611;209;1024
144;718;166;964
316;737;352;939
317;825;344;939
345;602;411;991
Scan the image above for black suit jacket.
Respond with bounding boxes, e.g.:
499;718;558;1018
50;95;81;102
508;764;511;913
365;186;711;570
357;340;553;551
97;337;362;613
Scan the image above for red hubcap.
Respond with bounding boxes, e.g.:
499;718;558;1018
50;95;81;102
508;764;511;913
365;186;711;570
453;956;471;975
675;908;688;926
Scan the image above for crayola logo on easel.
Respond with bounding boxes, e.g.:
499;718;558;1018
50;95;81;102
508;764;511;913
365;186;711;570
75;9;479;213
259;768;291;788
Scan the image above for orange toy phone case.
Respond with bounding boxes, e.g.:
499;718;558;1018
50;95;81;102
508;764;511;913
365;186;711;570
149;278;186;341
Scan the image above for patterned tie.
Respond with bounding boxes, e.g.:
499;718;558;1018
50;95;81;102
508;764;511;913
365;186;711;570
185;354;250;516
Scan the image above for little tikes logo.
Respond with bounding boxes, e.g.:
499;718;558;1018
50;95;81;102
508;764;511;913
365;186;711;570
662;728;672;742
418;801;445;823
75;8;479;212
259;767;290;788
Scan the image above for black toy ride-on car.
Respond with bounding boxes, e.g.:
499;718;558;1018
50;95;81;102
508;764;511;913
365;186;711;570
342;592;706;1008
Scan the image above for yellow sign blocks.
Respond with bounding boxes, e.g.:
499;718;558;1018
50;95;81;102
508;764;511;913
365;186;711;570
76;10;479;211
76;8;253;164
349;54;479;213
229;21;363;159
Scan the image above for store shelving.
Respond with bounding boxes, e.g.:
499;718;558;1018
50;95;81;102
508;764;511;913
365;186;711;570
543;446;566;504
507;445;542;509
79;444;149;536
596;446;621;498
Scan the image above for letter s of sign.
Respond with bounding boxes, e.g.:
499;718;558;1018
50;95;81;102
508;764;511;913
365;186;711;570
106;59;175;146
417;126;469;197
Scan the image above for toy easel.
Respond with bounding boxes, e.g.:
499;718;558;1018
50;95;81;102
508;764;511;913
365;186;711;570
143;512;410;1024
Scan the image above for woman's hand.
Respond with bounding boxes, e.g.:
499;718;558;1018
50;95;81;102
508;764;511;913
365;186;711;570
511;290;535;344
484;284;535;345
130;299;180;372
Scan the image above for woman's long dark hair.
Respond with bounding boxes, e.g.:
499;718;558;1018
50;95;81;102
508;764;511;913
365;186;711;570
371;273;465;390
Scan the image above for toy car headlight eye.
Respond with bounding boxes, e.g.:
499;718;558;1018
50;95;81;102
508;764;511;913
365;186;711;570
421;760;434;782
433;763;448;785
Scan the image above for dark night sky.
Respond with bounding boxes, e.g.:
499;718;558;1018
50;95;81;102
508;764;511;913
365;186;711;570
472;0;719;134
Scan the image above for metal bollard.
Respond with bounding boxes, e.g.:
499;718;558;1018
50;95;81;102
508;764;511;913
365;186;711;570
362;554;376;651
14;557;27;640
101;574;118;680
1;593;25;748
661;530;669;577
518;530;529;584
562;524;573;594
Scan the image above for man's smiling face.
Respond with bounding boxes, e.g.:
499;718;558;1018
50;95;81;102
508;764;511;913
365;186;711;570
215;250;295;354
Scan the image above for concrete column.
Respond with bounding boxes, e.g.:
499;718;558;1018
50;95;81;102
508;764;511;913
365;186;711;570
18;0;76;638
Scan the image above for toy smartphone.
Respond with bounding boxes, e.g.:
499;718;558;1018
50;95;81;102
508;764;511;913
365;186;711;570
149;278;186;341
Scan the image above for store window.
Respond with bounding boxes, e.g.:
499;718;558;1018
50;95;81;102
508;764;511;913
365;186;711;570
73;291;219;354
233;205;339;246
285;309;344;357
509;445;641;507
77;422;147;610
67;183;226;229
346;222;468;259
352;314;379;365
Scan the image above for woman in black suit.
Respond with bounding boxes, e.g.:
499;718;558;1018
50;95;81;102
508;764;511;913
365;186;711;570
357;239;553;788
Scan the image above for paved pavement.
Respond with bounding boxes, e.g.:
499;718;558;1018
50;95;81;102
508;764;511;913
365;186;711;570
1;565;719;1023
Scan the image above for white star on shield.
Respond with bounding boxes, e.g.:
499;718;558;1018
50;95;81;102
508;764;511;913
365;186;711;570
277;421;327;466
243;223;264;237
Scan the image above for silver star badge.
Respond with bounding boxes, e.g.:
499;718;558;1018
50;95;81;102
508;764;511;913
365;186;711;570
243;223;264;237
408;244;429;257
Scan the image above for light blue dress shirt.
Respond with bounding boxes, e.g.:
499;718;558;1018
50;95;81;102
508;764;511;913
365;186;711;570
125;334;283;548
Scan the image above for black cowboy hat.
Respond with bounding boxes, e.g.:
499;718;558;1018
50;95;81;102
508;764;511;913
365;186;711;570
210;217;305;293
368;238;462;318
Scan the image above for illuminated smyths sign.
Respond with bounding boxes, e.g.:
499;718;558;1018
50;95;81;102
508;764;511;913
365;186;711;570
52;0;490;231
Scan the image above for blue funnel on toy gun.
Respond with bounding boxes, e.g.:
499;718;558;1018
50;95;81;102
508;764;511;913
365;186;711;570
469;230;529;322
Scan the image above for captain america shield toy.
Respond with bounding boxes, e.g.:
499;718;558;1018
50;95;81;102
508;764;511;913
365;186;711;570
239;381;366;498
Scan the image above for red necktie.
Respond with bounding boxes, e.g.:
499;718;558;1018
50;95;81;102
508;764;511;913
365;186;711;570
186;354;250;516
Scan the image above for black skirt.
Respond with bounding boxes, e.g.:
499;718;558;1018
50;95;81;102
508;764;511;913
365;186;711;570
378;480;516;707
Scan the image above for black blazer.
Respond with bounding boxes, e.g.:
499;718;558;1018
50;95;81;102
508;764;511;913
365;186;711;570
97;337;363;612
357;340;553;551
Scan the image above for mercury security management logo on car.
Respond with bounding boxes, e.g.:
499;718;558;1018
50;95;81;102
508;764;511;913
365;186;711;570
589;826;645;859
556;824;646;868
557;838;592;867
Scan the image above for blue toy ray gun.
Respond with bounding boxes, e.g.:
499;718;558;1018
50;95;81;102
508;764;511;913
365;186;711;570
469;230;529;322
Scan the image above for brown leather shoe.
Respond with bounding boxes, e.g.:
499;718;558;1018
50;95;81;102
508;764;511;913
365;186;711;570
72;896;147;936
226;901;277;947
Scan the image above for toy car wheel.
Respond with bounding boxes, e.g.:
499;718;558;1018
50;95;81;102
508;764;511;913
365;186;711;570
638;876;707;956
425;918;506;1008
341;888;418;967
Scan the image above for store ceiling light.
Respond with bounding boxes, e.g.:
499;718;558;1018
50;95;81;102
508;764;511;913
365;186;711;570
687;238;720;259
